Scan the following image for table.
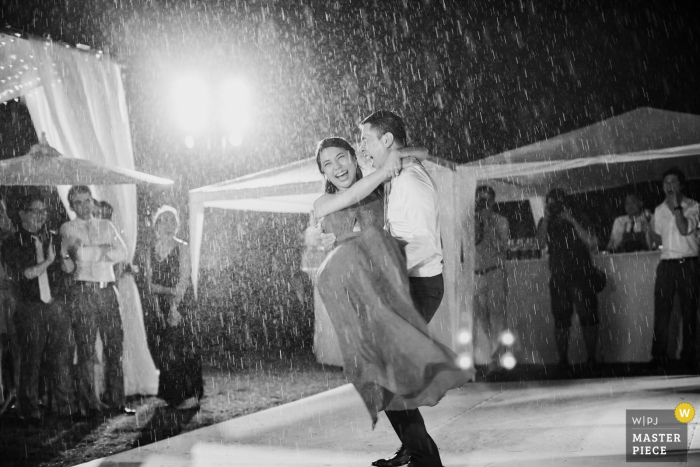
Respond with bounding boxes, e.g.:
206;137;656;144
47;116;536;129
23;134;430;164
472;251;684;365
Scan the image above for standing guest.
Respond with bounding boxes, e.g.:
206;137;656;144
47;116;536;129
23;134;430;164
95;200;159;397
606;193;654;253
474;186;510;373
536;189;600;372
60;186;132;415
649;167;699;372
1;195;75;421
0;195;19;415
139;205;203;408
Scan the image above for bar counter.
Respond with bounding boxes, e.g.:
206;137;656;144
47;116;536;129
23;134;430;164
483;250;681;365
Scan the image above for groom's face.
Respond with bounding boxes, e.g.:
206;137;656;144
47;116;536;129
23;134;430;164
360;123;389;168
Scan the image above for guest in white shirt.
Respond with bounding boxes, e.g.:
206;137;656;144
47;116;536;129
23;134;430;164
60;186;131;415
606;193;654;253
360;109;444;467
649;167;699;373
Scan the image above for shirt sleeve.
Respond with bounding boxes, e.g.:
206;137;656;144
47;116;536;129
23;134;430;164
496;216;510;251
394;171;441;274
105;221;128;263
684;201;699;235
608;217;624;250
653;207;662;236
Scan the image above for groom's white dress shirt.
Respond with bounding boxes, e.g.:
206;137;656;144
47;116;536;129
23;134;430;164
386;163;443;278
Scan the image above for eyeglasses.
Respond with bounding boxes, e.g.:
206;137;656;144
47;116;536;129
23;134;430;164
27;208;48;216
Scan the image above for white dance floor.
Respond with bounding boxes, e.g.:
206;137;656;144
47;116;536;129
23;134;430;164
76;375;700;467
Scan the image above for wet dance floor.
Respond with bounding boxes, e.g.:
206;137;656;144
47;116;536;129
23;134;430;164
77;374;700;467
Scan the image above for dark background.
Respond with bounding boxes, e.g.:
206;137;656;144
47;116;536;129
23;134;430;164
1;0;699;356
2;0;698;184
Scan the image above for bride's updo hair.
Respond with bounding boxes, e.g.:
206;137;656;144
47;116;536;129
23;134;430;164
315;136;364;194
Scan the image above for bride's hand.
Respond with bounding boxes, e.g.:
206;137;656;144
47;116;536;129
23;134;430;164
383;149;402;179
303;224;323;249
318;232;336;251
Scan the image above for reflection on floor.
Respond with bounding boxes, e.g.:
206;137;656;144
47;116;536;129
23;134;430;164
76;368;700;467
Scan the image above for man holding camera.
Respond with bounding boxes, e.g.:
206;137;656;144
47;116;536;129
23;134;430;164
536;189;600;372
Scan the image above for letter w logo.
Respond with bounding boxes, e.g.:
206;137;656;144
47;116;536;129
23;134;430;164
680;409;690;417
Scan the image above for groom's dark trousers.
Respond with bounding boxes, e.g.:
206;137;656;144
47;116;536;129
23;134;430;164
385;273;444;467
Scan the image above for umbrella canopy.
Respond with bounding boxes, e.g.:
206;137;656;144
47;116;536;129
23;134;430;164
0;137;173;186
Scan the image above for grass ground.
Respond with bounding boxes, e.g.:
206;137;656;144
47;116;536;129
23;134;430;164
0;352;348;467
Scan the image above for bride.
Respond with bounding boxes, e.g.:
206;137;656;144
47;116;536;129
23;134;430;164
310;136;471;425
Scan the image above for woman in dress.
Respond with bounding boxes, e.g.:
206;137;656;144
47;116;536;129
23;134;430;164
140;205;203;407
311;137;471;425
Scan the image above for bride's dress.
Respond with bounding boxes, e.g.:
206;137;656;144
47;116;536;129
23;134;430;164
316;193;472;425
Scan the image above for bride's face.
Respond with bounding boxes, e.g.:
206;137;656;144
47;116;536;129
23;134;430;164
319;146;358;191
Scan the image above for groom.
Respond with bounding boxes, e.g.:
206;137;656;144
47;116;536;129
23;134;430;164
360;110;444;467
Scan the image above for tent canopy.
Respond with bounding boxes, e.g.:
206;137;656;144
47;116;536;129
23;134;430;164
189;157;457;290
464;107;700;201
188;107;700;358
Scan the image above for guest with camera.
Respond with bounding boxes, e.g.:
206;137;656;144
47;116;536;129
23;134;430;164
536;189;601;373
607;193;654;253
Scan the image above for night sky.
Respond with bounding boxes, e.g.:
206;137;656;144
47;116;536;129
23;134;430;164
1;0;698;196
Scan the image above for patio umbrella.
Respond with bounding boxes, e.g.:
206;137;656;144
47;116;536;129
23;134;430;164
0;135;173;186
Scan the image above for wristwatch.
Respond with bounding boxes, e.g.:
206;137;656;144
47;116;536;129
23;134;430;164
673;205;683;212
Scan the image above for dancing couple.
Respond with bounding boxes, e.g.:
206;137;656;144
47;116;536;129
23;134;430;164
310;110;472;467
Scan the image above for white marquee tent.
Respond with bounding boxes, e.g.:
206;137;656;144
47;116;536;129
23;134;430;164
189;107;700;365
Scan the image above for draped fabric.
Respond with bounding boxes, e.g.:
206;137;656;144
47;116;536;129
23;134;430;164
20;39;137;256
117;273;160;396
1;36;158;395
317;227;473;425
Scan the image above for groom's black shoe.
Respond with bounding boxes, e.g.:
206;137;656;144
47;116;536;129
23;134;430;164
372;446;410;467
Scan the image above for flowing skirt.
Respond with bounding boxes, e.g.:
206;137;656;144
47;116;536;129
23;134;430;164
143;287;204;406
317;227;473;425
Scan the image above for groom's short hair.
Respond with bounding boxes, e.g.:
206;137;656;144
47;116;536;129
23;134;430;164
360;110;407;146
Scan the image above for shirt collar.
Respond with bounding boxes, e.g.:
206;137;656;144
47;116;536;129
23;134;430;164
18;226;49;243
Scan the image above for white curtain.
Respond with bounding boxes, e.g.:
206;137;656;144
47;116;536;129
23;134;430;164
22;40;136;253
21;38;158;396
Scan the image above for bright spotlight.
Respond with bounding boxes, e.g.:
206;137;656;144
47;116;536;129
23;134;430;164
457;330;471;345
457;353;473;369
171;75;210;132
500;352;517;370
499;330;515;346
184;135;195;148
228;133;243;147
219;78;251;131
